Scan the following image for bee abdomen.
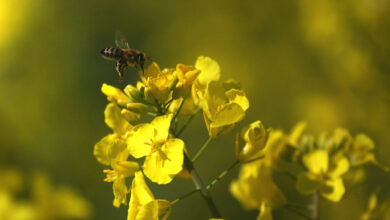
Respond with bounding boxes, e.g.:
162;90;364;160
100;47;122;60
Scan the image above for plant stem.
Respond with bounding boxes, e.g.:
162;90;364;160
183;154;222;218
207;160;240;190
312;191;319;220
192;136;213;163
171;188;200;205
176;107;201;137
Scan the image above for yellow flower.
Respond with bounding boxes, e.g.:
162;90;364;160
347;133;377;166
141;62;176;104
197;80;249;137
31;173;93;220
195;56;221;85
236;120;268;162
361;191;390;220
127;114;185;184
230;161;286;215
296;149;349;202
101;83;133;107
94;103;139;207
128;172;171;220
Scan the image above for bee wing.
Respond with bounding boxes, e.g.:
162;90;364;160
115;31;130;49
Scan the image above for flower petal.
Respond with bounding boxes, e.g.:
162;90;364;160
94;134;126;166
113;177;128;208
210;103;246;128
150;114;173;142
321;178;345;202
303;149;328;175
195;56;220;85
105;102;132;135
128;172;154;220
143;139;184;184
127;124;154;158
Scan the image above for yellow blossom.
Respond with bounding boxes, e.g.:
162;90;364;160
127;114;184;184
230;161;286;212
140;62;176;104
94;103;139;207
128;172;171;220
196;80;249;137
236;120;268;162
296;149;350;202
195;56;221;85
101;83;133;106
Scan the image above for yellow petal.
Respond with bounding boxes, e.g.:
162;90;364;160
321;178;345;202
257;202;273;220
143;139;184;184
210;103;246;128
288;121;307;147
157;199;171;220
328;154;349;179
303;149;329;175
150;114;173;142
195;56;220;85
239;121;268;161
115;161;140;178
101;83;132;106
128;172;155;220
127;124;154;158
135;200;159;220
225;88;249;111
94;134;126;166
230;163;286;210
296;172;322;195
113;177;128;208
105;103;132;135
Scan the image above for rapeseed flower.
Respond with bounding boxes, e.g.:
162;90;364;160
128;172;171;220
296;149;349;202
127;114;184;184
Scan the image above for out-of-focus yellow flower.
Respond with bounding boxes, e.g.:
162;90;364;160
101;84;133;107
128;172;171;220
127;114;184;184
361;191;390;220
141;62;176;104
174;64;200;98
94;103;139;207
31;173;93;220
347;133;377;166
0;190;36;220
288;121;307;148
230;161;286;219
195;56;221;85
236;121;268;162
296;149;349;202
196;80;249;137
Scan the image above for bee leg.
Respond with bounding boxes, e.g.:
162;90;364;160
115;60;127;81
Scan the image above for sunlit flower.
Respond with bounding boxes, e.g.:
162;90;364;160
236;120;268;162
127;114;184;184
230;161;286;219
101;83;133;107
94;103;139;207
128;172;171;220
195;56;221;85
140;62;176;105
196;80;249;137
296;149;349;202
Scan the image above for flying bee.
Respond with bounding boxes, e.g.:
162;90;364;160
100;31;147;81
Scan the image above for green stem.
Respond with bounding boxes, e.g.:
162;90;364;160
312;191;319;220
171;189;200;205
207;160;240;190
184;154;222;218
192;136;213;163
176;107;201;137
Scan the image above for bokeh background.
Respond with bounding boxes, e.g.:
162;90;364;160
0;0;389;219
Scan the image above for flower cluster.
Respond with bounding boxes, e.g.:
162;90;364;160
94;56;249;219
231;121;388;219
95;55;388;220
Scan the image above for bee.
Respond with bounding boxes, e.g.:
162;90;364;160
100;31;147;81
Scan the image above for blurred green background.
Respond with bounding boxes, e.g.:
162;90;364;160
1;0;389;219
